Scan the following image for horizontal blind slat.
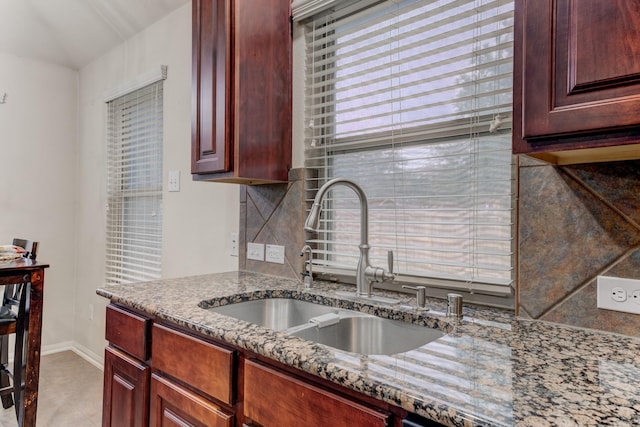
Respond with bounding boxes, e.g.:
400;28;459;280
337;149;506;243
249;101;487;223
304;0;515;294
105;79;164;286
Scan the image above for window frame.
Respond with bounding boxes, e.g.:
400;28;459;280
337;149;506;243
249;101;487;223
105;75;165;286
302;0;516;308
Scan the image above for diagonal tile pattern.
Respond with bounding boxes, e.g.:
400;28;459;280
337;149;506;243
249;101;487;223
518;158;640;335
240;169;306;280
565;161;640;228
240;162;640;337
541;249;640;336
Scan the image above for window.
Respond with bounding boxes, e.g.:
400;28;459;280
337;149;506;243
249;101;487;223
302;0;515;305
105;79;164;285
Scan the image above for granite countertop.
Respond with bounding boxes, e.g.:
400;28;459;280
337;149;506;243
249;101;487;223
97;271;640;427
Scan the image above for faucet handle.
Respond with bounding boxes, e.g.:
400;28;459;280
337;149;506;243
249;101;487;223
368;251;396;282
380;250;395;282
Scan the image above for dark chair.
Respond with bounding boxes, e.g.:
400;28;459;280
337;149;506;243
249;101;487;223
0;239;37;414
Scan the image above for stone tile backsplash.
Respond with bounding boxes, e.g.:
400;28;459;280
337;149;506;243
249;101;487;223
518;157;640;336
239;169;306;281
240;162;640;336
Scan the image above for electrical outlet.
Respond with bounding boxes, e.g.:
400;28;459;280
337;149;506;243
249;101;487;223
611;287;627;302
230;232;239;257
265;244;285;264
247;242;265;261
597;276;640;314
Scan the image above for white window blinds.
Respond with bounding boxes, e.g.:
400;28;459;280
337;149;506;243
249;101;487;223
304;0;515;297
106;81;164;285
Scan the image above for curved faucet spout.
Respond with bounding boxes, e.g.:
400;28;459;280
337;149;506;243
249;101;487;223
304;178;393;298
304;178;368;246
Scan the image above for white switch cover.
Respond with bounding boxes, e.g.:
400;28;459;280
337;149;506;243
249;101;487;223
247;242;265;261
266;244;285;264
168;170;180;192
230;232;239;257
597;276;640;314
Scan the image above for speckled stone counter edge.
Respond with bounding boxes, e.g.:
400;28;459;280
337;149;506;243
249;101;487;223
97;271;640;427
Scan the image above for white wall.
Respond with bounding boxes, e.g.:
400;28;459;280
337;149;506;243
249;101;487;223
0;53;79;349
76;3;239;361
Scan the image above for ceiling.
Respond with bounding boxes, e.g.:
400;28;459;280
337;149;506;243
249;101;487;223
0;0;190;70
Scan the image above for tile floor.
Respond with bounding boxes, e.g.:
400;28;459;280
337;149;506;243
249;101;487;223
0;351;103;427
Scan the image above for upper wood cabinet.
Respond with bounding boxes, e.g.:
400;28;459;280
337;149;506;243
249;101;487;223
192;0;231;176
191;0;292;183
513;0;640;164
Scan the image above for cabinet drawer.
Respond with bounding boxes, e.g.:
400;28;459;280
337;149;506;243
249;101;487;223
105;304;151;361
150;373;233;427
244;360;389;427
152;324;235;405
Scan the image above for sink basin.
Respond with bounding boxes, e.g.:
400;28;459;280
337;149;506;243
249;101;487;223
207;297;445;355
208;298;340;331
291;316;444;355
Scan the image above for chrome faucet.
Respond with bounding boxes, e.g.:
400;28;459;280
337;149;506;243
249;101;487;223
304;178;394;298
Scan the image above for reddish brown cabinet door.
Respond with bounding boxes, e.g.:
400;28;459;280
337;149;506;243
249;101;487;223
513;0;640;160
191;0;292;183
149;374;234;427
102;347;150;427
105;304;151;361
231;0;292;183
191;0;232;175
243;360;390;427
151;324;235;406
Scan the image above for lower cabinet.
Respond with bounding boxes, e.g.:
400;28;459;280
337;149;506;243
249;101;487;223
102;347;150;427
152;323;235;406
149;373;234;427
243;360;389;427
103;304;152;427
102;303;425;427
103;305;238;427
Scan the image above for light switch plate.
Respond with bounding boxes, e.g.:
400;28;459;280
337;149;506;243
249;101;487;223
266;244;285;264
247;242;265;261
168;170;180;192
597;276;640;315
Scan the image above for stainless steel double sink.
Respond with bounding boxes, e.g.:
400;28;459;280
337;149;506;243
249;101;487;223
207;298;444;355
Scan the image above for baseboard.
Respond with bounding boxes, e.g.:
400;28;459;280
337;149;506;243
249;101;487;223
40;341;104;371
40;340;74;356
